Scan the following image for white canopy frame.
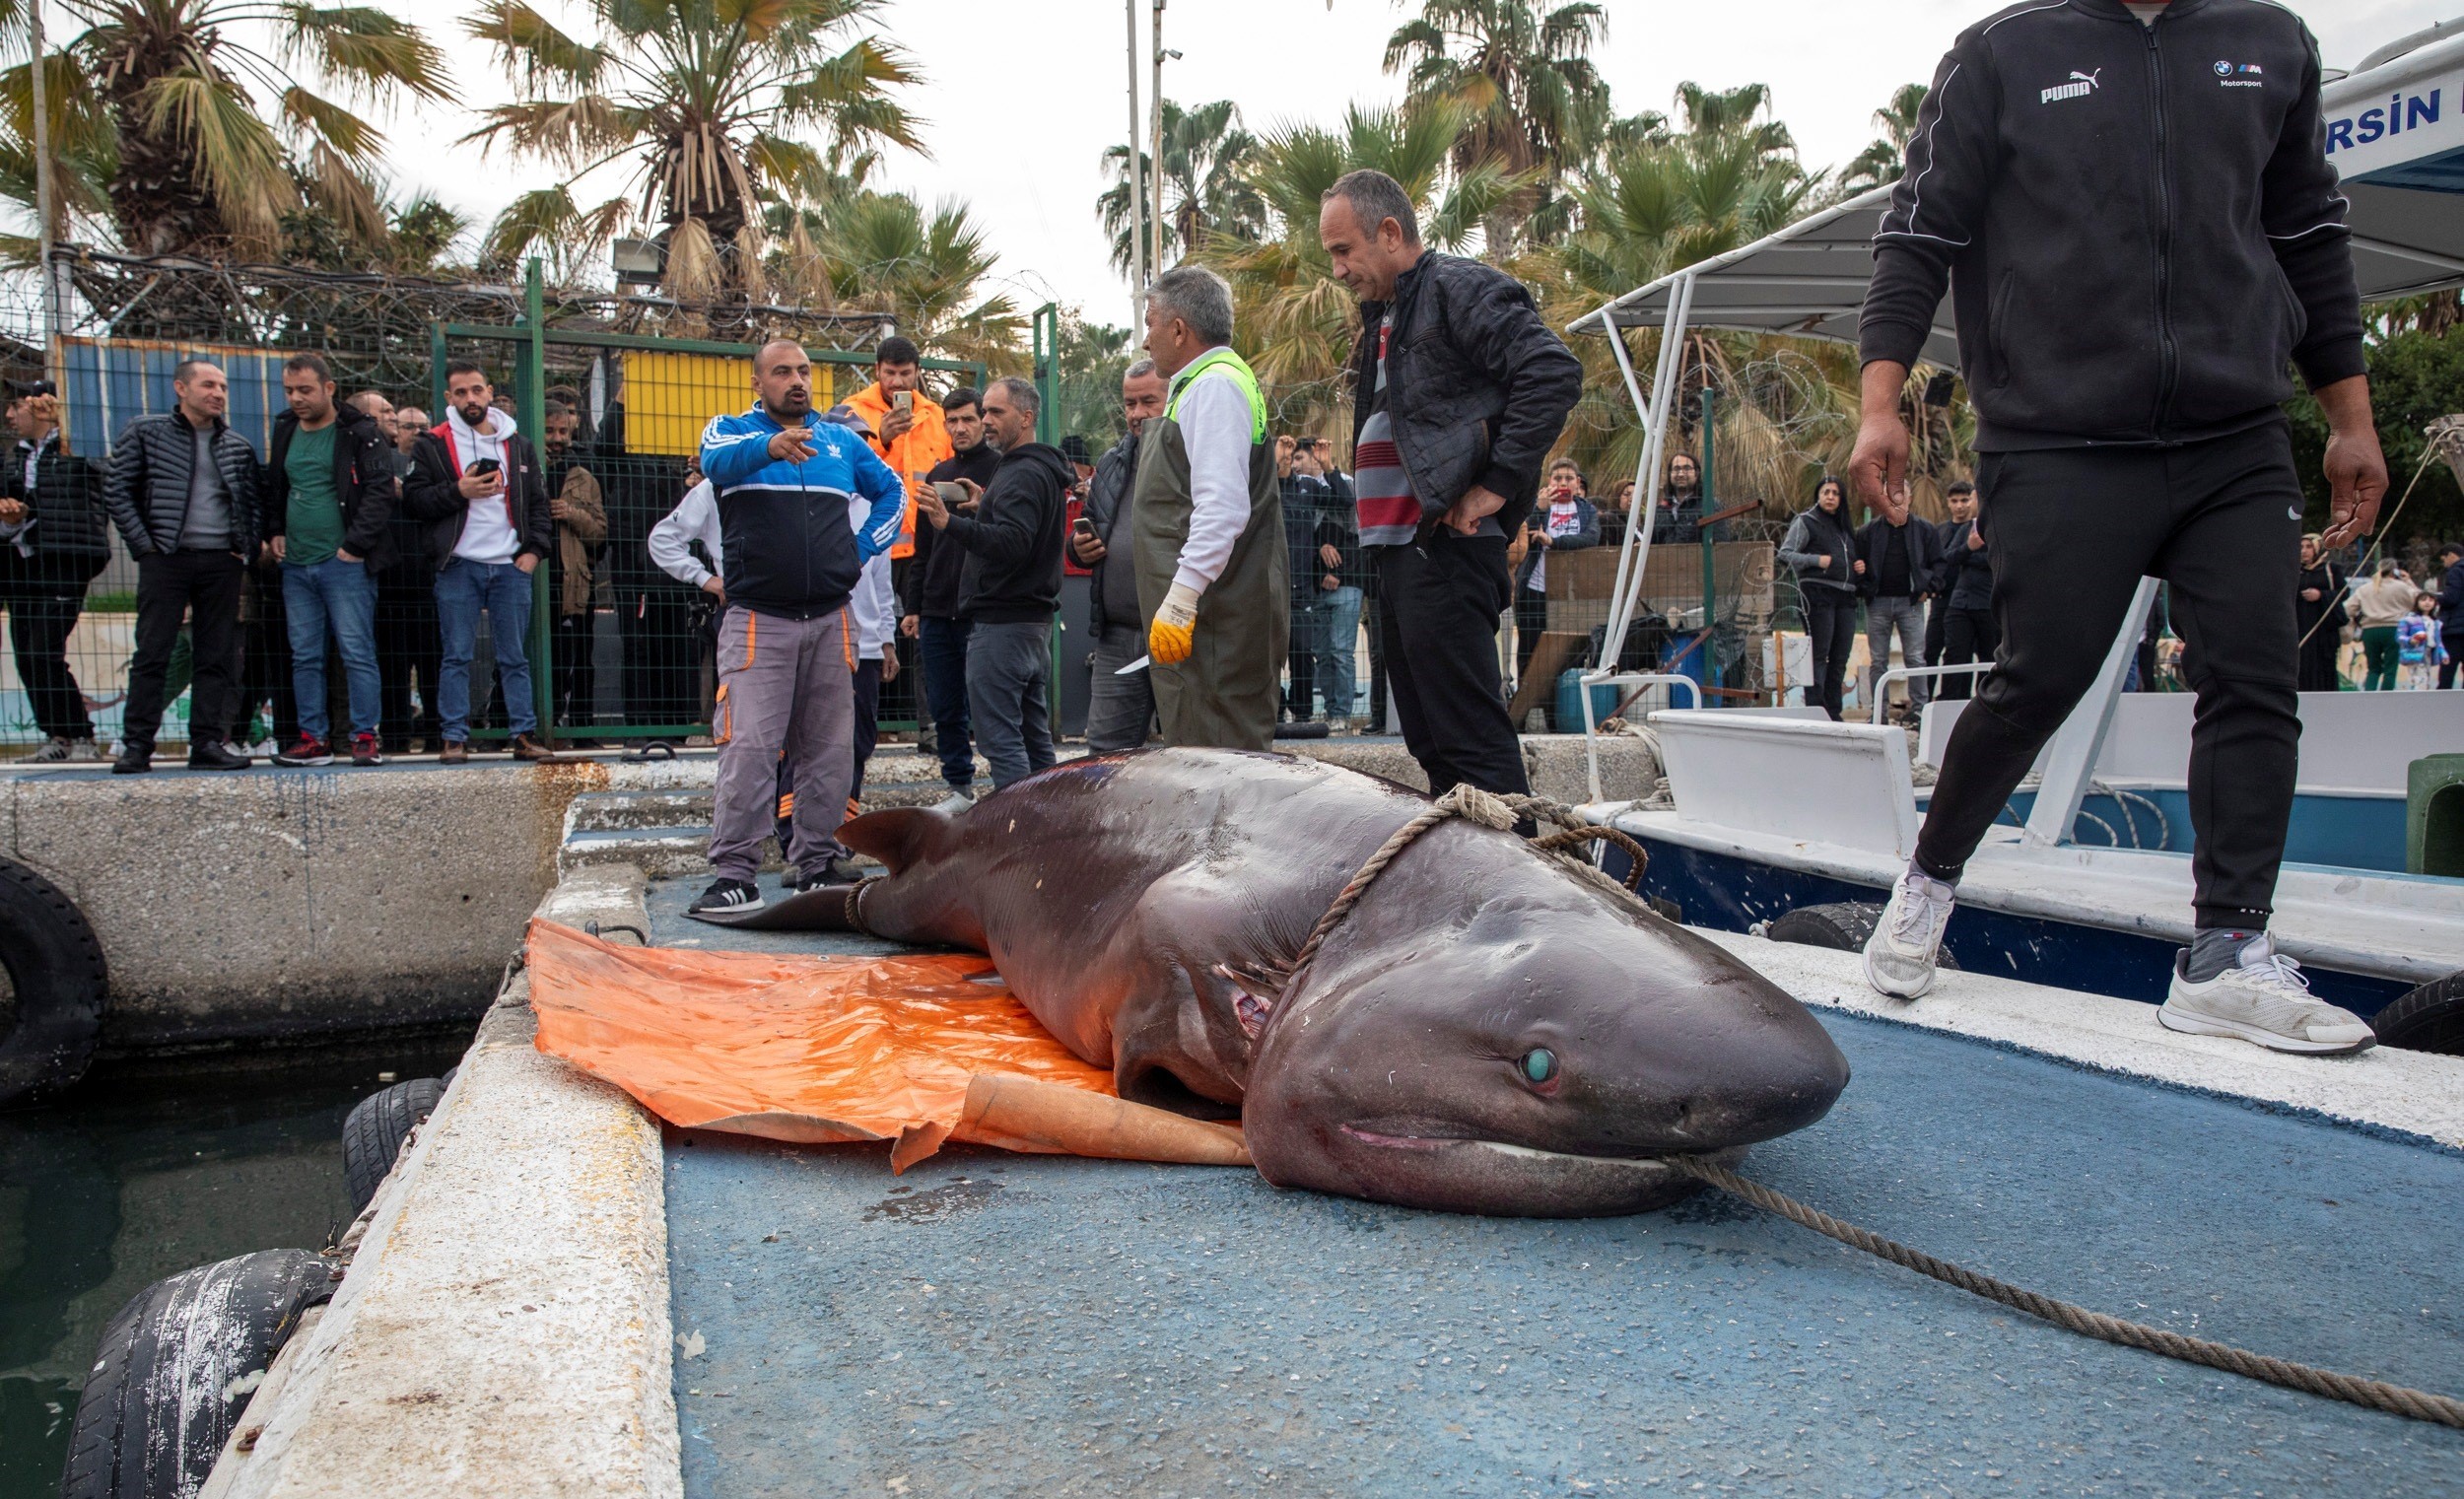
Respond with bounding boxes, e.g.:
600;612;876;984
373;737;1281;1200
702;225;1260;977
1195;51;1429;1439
1564;26;2464;836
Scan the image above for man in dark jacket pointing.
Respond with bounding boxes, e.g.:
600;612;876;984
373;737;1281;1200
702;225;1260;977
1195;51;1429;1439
1851;0;2385;1056
1322;169;1582;797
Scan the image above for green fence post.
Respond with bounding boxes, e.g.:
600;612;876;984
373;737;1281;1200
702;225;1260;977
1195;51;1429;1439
1698;389;1718;694
429;322;447;417
1032;303;1061;709
522;258;556;743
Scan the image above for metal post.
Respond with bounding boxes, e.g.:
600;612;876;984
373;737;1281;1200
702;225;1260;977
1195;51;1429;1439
522;258;556;743
1032;303;1061;447
429;322;448;416
1125;0;1147;328
1698;388;1717;693
1149;0;1168;272
29;0;59;384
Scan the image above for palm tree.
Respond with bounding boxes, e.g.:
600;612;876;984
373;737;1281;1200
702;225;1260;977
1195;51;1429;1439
781;190;1023;370
1200;101;1530;430
464;0;923;296
1840;83;1929;194
1384;0;1608;251
17;0;448;258
1095;99;1265;276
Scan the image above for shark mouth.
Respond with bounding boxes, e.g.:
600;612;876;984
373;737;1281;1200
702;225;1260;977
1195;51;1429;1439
1338;1125;1696;1173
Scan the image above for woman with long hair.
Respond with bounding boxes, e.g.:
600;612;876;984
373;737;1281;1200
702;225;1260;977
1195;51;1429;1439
1778;476;1860;719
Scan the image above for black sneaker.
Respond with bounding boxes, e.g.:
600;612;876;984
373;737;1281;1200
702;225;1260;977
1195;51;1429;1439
689;878;765;915
187;740;251;771
786;857;865;892
272;735;333;767
111;743;153;775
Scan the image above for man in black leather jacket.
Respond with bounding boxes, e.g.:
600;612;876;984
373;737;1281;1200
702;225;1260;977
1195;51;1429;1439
1323;169;1582;797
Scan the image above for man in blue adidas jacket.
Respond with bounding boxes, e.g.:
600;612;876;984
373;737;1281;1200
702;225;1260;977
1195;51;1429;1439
689;339;906;916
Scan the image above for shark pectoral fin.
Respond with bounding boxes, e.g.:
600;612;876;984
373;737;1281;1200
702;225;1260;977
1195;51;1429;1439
839;806;943;874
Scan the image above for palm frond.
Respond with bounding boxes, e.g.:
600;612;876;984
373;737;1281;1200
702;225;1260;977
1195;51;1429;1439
275;5;453;104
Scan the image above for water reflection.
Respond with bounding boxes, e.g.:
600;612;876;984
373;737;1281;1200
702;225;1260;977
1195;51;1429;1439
0;1031;469;1498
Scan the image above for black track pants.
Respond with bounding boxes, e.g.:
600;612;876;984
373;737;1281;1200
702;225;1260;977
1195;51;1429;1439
1373;535;1530;799
1917;424;2303;929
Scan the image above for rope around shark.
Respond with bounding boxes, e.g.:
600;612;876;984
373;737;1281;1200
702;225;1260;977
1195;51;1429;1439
1296;784;2464;1432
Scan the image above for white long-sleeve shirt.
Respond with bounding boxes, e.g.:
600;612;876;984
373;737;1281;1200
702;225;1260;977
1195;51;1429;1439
1171;357;1259;595
647;477;893;652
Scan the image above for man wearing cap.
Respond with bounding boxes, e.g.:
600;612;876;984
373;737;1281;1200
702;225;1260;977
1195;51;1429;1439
2;378;108;761
1132;265;1285;750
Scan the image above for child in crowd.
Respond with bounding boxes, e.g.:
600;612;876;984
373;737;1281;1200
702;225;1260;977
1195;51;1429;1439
2399;592;2446;690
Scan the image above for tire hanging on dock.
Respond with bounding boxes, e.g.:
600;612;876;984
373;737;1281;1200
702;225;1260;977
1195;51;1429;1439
2367;970;2464;1056
57;1249;334;1499
1766;902;1960;970
340;1077;446;1213
0;855;108;1106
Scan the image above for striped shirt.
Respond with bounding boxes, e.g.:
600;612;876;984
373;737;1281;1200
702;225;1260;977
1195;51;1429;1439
1355;315;1418;546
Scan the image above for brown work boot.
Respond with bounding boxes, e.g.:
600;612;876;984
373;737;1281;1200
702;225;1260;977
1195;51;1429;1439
440;740;469;765
510;732;563;764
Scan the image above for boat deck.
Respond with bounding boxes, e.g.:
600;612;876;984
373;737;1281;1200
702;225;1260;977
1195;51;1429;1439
641;877;2464;1499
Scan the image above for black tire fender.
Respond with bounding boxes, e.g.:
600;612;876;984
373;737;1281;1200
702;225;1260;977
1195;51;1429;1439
57;1249;333;1499
0;855;107;1106
2368;970;2464;1056
1766;901;1960;970
341;1077;446;1213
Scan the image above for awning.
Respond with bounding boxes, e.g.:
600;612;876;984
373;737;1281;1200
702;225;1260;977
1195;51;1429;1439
1568;27;2464;355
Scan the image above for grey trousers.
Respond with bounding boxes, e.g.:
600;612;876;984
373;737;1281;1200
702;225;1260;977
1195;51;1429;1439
1864;594;1931;713
709;604;856;882
1085;622;1156;752
967;618;1056;788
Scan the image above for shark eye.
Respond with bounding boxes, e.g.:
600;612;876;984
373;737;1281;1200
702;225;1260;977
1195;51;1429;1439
1520;1049;1558;1085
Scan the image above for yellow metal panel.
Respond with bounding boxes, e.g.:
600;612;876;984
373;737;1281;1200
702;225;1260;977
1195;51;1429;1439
617;352;839;458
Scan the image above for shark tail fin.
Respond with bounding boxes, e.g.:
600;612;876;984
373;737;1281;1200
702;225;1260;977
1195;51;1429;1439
839;806;949;875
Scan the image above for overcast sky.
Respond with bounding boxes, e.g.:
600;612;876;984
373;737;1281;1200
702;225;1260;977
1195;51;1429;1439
370;0;2455;330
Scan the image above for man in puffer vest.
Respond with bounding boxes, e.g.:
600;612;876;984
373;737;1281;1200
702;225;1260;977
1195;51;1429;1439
1131;265;1286;751
689;341;906;917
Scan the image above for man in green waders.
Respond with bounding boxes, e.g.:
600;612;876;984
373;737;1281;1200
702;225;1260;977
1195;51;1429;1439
1131;264;1286;750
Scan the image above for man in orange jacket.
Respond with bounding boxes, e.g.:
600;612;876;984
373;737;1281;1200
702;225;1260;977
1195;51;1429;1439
845;336;954;562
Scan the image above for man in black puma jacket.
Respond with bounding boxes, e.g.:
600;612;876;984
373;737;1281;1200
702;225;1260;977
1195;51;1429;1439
1851;0;2386;1056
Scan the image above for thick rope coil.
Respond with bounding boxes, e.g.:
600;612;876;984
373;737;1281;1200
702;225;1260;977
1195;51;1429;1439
1671;1156;2464;1430
1278;788;1650;1003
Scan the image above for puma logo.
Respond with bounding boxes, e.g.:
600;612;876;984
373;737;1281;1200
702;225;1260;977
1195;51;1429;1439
2042;69;2102;104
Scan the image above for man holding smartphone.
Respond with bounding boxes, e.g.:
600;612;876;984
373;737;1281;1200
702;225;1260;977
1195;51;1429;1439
848;336;953;567
402;361;560;764
903;385;996;807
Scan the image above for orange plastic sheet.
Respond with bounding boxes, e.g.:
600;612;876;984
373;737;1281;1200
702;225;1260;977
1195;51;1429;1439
525;920;1250;1173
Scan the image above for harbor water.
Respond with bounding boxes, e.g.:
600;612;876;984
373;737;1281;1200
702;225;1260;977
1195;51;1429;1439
0;1031;471;1498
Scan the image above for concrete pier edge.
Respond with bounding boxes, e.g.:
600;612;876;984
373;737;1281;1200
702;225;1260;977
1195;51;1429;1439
202;863;682;1499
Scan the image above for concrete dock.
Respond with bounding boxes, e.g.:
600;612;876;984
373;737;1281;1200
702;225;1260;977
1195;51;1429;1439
199;841;2464;1497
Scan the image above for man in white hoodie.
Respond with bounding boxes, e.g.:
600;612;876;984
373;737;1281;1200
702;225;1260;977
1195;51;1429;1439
401;360;559;763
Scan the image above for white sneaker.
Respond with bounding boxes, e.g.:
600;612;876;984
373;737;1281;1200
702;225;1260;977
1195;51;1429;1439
2159;936;2374;1055
1862;871;1955;999
931;790;976;815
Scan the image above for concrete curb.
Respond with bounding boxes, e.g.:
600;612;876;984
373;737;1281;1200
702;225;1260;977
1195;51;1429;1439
1706;926;2464;1150
203;864;682;1499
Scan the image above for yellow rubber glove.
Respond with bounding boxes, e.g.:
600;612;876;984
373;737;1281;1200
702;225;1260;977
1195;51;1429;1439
1149;581;1201;665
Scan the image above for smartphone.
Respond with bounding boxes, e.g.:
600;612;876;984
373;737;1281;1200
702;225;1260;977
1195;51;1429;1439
933;482;970;509
893;390;914;413
1071;515;1096;537
467;457;502;477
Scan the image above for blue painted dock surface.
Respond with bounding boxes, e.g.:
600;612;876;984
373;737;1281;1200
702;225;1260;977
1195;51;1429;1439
645;878;2464;1498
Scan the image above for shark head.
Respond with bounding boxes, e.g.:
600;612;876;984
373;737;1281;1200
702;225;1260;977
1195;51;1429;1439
1240;859;1849;1217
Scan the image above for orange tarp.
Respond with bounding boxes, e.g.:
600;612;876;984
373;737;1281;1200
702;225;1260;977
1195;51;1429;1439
525;920;1250;1172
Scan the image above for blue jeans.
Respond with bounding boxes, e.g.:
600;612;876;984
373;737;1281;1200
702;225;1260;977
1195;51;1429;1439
435;558;537;740
1315;584;1362;718
965;619;1054;789
918;615;975;791
281;556;379;740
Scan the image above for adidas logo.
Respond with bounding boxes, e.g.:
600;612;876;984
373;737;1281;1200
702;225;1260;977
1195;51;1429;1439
2041;69;2101;104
